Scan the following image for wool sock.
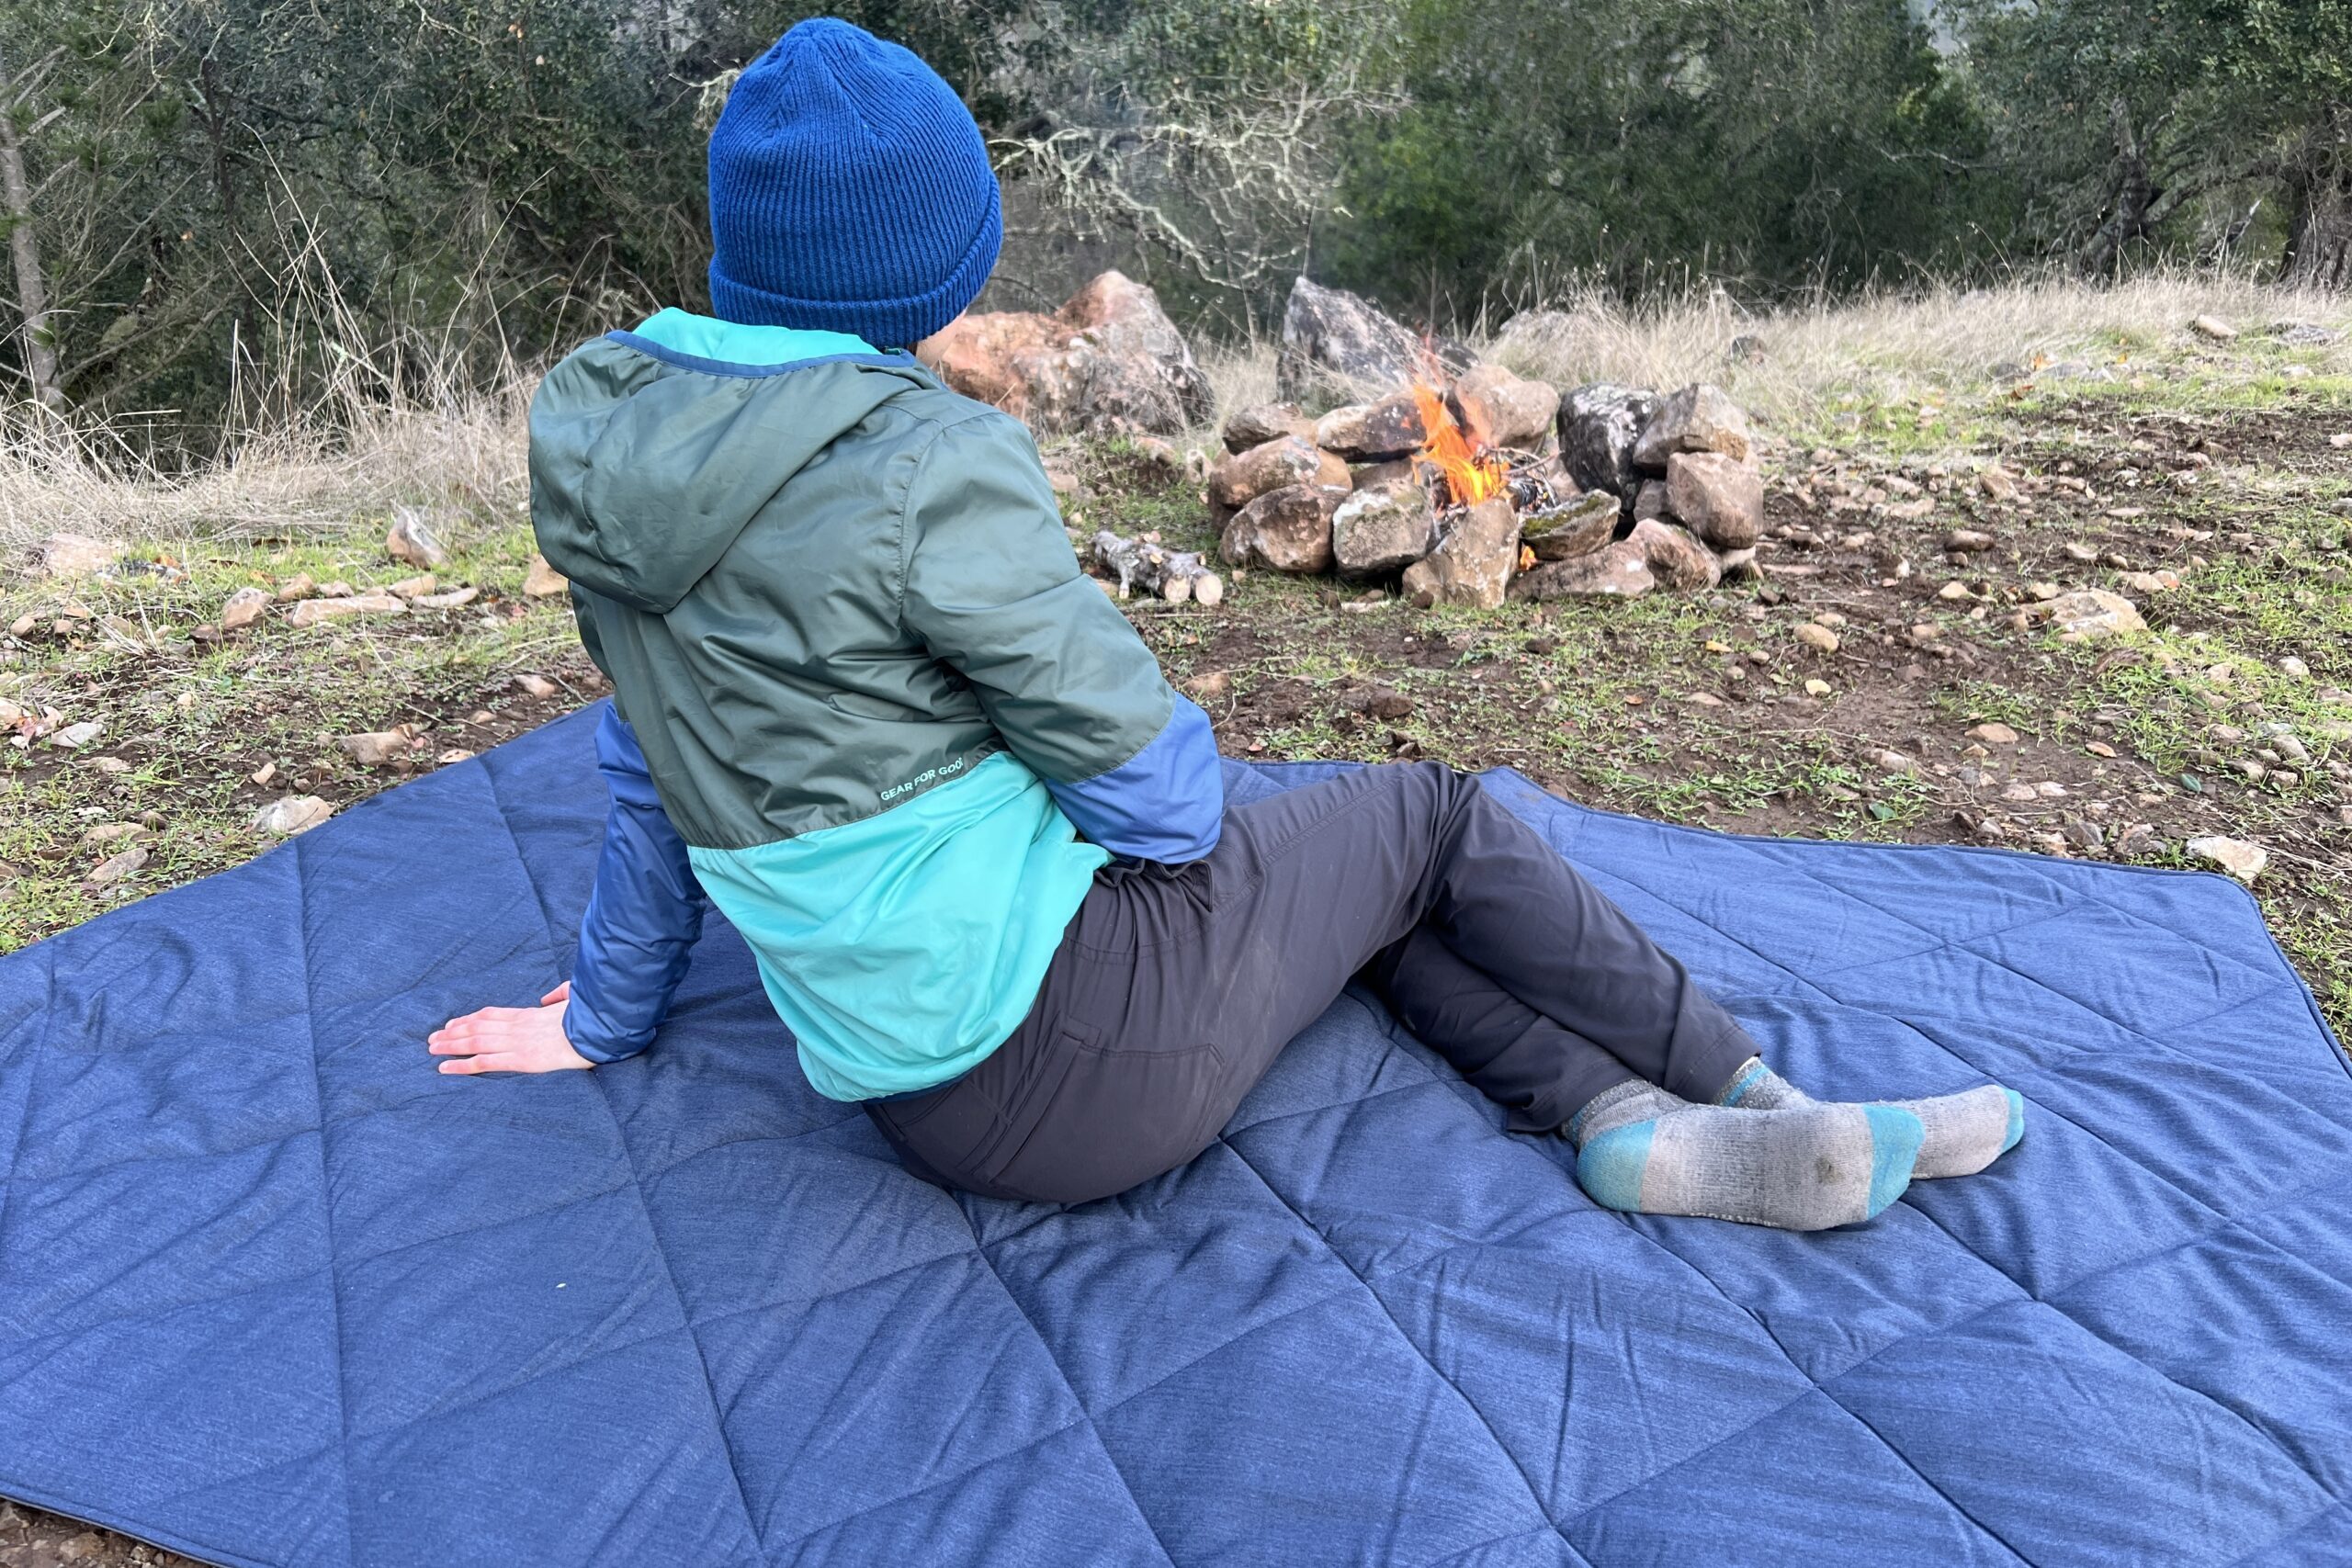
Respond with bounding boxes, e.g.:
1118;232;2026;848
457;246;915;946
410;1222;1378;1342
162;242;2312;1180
1715;1057;2025;1179
1565;1080;1920;1232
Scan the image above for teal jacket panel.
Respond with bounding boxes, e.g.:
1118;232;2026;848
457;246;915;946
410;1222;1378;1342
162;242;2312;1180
688;751;1108;1100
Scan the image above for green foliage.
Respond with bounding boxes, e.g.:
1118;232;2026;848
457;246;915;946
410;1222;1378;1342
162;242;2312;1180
1325;0;2017;319
0;0;2346;436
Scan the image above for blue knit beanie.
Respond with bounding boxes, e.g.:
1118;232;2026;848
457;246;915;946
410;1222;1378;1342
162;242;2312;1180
707;18;1003;345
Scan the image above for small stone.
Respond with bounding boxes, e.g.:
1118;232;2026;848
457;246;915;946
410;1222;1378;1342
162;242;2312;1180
2086;740;2118;758
1449;365;1560;449
2187;835;2267;882
385;505;451;569
1945;529;1996;553
2000;783;2040;803
2063;819;2105;852
1221;401;1315;454
1936;581;1973;602
1183;671;1231;701
220;586;272;630
1629;518;1722;591
1221;484;1345;575
1869;749;1917;776
1792;623;1840;654
339;729;413;766
2029;589;2146;639
515;673;560;698
1979;467;2019;501
2278;656;2311;680
2034;781;2068;797
2027;581;2063;601
275;572;318;602
1521;490;1623;561
1209;435;1351;511
436;748;476;765
49;720;103;750
250;761;277;785
36;532;122;580
251;795;334;838
2119;570;2180;595
2063;541;2099;563
288;593;406;627
1968;722;2019;745
87;845;150;887
1632;383;1752;469
89;755;131;775
2189;315;2238;341
1361;687;1415;721
1664;451;1763;549
385;573;437;599
1315;390;1429;462
1510;538;1655;601
1330;483;1438;576
522;555;570;598
1804;678;1832;697
412;585;481;610
1401;496;1520;609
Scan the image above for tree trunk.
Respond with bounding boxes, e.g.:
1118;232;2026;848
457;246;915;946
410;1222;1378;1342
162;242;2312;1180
2284;168;2352;291
0;83;63;410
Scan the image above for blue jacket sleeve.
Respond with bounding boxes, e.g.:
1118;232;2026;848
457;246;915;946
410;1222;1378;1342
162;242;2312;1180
1044;692;1224;863
562;705;707;1064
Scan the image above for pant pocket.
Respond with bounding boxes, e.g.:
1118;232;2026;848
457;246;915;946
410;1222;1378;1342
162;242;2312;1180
986;1037;1232;1205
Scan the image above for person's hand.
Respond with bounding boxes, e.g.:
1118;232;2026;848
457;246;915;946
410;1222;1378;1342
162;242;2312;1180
428;983;594;1076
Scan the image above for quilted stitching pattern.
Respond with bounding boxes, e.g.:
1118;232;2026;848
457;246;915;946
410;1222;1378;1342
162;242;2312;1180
1;708;2345;1568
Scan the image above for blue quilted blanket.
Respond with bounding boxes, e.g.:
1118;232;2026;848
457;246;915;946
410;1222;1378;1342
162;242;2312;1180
2;704;2346;1567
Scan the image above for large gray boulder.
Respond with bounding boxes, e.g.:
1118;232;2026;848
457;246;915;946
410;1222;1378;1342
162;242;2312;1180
1557;384;1658;504
1276;278;1475;402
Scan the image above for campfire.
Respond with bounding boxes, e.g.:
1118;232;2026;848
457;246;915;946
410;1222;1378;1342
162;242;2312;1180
1200;360;1764;611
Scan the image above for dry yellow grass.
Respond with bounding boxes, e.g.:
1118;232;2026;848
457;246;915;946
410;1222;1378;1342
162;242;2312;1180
6;273;2348;568
1200;272;2352;439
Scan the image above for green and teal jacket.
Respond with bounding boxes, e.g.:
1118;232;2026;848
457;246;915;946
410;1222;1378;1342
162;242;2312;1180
530;310;1222;1099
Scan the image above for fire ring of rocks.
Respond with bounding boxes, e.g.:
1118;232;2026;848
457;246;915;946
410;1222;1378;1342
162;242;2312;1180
1210;373;1763;611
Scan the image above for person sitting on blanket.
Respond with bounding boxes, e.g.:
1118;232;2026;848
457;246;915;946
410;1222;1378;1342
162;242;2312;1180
427;17;2024;1229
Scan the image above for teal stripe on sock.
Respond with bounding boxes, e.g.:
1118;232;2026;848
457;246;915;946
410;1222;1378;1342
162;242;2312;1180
1719;1060;1770;1107
1863;1106;1923;1218
2002;1089;2026;1155
1577;1122;1655;1213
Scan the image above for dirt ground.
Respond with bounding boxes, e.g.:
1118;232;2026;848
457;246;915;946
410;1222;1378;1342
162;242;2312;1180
1;337;2347;1566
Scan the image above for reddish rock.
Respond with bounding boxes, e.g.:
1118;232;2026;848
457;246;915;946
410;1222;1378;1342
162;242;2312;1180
1401;497;1519;609
1220;484;1344;574
918;270;1212;434
1209;436;1351;512
1510;538;1656;601
1665;451;1763;549
1630;518;1723;591
1330;484;1438;576
1450;365;1559;449
220;587;271;631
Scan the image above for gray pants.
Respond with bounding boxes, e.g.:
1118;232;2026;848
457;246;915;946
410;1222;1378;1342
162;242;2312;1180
866;762;1759;1204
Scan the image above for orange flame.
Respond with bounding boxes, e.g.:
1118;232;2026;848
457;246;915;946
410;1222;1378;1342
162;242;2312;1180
1411;382;1506;507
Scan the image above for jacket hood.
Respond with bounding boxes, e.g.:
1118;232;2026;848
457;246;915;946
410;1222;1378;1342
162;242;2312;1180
528;337;930;614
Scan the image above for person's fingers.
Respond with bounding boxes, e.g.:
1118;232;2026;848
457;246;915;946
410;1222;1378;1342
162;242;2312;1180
429;1021;529;1053
437;1052;526;1075
540;981;571;1006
